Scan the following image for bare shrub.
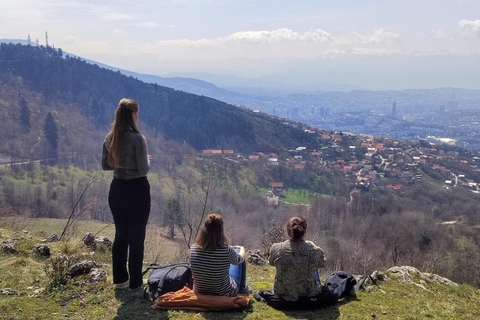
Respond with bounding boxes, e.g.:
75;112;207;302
44;255;79;292
260;221;285;254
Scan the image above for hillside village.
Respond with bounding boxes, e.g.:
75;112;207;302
202;105;480;198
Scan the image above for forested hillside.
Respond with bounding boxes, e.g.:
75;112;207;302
0;43;318;153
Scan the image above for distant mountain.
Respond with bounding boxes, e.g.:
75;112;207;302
0;42;319;153
164;71;362;94
0;39;246;100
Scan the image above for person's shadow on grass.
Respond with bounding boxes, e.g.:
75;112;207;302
114;289;168;320
114;290;250;320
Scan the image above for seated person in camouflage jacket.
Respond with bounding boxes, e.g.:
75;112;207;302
268;216;326;301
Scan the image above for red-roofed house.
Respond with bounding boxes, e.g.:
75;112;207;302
271;182;284;196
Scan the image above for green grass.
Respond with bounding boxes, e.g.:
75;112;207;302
1;218;480;319
282;188;322;204
258;187;322;205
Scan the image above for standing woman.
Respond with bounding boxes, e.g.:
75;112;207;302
190;214;250;296
102;98;151;290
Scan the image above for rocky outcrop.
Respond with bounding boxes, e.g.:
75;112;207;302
89;268;107;283
83;232;96;247
1;240;17;254
68;260;107;284
247;250;267;265
82;233;112;250
386;266;458;288
34;245;51;257
356;266;458;292
46;233;59;242
69;260;100;277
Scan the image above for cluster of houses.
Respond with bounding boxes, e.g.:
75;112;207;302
202;109;480;197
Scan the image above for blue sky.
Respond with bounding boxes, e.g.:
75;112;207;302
2;0;480;90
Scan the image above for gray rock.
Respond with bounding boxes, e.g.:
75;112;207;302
94;237;112;249
58;255;70;266
34;245;51;257
386;266;458;288
1;240;17;254
69;260;99;278
47;233;59;242
247;250;267;265
371;270;387;282
90;268;107;283
1;288;15;295
83;232;96;247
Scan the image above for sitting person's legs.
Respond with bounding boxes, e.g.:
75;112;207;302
315;270;321;286
229;247;247;293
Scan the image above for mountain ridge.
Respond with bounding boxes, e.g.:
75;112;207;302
0;42;320;153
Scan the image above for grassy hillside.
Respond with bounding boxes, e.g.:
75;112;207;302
1;218;479;320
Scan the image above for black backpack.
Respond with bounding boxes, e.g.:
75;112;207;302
142;262;193;300
324;271;357;299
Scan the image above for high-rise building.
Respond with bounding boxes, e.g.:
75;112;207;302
392;101;397;118
320;107;330;117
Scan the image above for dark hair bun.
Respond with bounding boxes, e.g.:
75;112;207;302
206;213;223;226
286;216;307;240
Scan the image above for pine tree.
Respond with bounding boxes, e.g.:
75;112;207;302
19;96;31;131
44;112;58;160
163;198;184;238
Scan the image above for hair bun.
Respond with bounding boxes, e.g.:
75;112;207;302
292;225;304;231
286;215;307;240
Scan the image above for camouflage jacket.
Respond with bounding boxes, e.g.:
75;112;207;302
269;239;325;301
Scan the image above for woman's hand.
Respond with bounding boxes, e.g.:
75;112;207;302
232;245;246;258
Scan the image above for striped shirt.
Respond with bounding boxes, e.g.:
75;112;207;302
190;244;244;296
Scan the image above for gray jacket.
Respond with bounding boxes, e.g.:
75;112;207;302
102;130;150;180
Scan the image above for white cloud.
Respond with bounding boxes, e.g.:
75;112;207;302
63;35;78;42
433;30;453;41
138;27;408;61
226;28;333;44
132;22;159;28
459;19;480;37
353;28;400;45
100;12;134;21
54;24;480;73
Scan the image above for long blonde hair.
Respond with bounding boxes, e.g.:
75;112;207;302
195;214;230;250
107;98;140;168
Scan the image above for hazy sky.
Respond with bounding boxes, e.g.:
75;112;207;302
2;0;480;90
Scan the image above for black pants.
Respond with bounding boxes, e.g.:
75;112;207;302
109;177;150;289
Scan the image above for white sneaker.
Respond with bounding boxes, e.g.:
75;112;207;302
115;280;129;290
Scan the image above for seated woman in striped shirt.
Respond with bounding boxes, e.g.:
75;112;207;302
190;213;250;296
